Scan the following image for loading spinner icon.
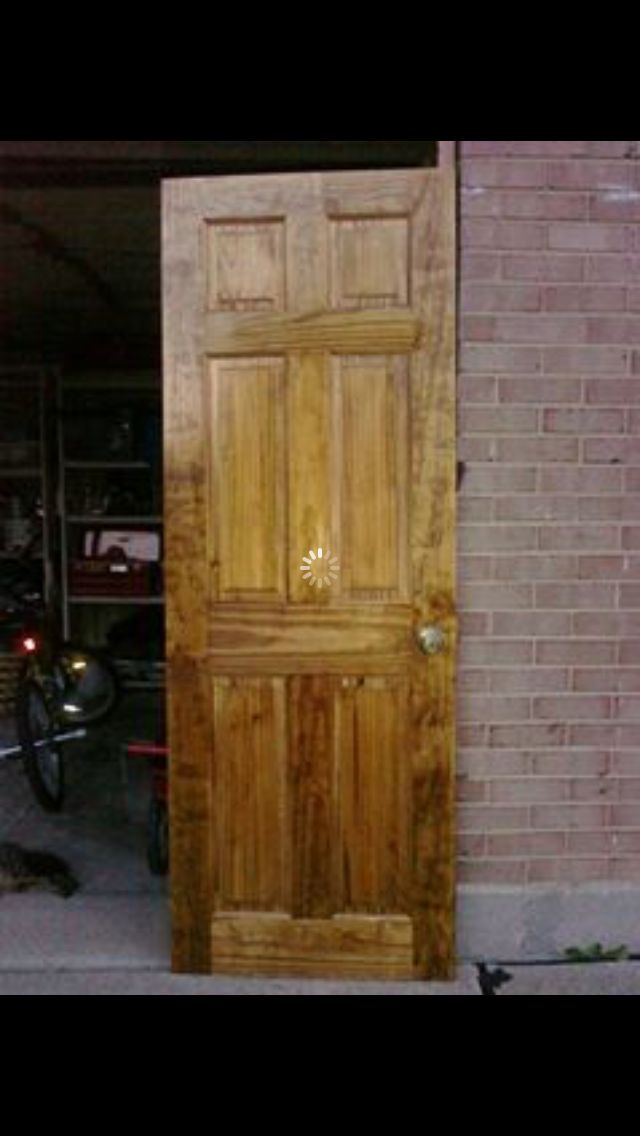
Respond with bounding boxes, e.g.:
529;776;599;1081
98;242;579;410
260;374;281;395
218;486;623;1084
299;547;340;589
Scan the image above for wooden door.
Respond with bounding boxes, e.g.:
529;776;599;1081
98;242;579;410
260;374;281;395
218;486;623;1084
163;169;456;980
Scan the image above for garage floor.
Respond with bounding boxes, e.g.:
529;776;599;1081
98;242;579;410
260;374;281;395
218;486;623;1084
0;690;167;898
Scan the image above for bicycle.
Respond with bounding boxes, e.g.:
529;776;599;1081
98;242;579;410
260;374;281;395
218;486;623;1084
0;557;118;811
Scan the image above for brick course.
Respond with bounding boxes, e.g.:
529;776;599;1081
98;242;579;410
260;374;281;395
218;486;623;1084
458;141;640;884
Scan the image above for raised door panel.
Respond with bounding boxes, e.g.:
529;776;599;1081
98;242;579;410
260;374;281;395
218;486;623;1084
213;677;288;911
207;358;286;602
338;677;410;913
336;356;409;602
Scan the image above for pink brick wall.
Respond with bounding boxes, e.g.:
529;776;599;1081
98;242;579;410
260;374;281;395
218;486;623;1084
457;140;640;886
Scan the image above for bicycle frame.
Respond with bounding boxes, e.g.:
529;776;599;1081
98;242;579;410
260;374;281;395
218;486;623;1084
0;728;86;762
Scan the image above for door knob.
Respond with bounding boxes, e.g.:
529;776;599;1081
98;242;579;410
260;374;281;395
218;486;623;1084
416;624;446;656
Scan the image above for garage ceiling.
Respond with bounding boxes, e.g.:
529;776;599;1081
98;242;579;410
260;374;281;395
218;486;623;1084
0;141;437;369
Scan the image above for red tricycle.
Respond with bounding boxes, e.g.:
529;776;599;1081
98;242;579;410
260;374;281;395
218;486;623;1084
125;742;168;875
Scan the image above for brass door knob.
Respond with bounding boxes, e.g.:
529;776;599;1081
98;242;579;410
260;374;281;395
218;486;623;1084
416;624;446;656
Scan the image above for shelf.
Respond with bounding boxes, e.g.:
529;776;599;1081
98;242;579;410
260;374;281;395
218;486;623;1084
0;366;54;614
68;595;164;606
64;461;151;471
0;468;42;479
0;551;43;560
117;677;165;690
62;373;160;393
60;372;163;655
66;515;163;525
115;659;165;688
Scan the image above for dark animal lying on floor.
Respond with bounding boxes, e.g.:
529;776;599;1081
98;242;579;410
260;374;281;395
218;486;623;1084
0;842;78;897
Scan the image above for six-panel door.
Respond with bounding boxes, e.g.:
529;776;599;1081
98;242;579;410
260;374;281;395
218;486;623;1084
163;169;456;979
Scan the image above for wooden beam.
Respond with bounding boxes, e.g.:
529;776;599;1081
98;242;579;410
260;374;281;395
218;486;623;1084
211;914;414;979
0;140;436;162
204;309;421;356
438;141;458;169
0;141;438;186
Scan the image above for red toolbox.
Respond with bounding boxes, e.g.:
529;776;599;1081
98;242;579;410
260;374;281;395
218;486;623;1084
70;554;154;596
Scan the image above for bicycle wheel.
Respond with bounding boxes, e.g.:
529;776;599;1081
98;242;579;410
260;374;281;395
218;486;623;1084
56;644;119;726
147;797;169;876
16;679;65;812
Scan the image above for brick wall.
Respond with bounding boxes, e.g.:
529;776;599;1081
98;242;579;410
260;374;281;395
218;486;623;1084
457;141;640;886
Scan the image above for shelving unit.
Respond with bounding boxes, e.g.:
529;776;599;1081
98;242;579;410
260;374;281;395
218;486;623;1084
58;374;164;687
0;366;57;708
